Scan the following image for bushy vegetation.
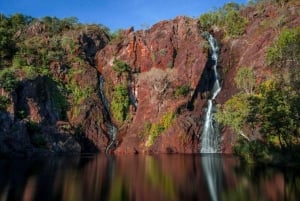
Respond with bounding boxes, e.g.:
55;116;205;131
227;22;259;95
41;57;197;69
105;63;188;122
0;69;18;92
145;112;175;147
111;84;130;123
216;27;300;163
198;2;248;38
0;96;10;111
267;27;300;69
234;67;256;94
174;84;190;98
112;59;131;75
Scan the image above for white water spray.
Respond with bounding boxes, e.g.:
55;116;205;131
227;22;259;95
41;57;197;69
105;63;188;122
201;34;221;153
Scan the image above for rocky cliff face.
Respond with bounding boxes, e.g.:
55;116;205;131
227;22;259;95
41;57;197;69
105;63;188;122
1;1;299;156
96;16;209;154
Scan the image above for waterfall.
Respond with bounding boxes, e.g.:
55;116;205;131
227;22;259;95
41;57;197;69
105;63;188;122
98;74;117;153
201;33;221;153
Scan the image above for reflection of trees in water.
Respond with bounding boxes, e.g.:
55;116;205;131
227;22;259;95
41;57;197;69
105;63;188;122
145;156;177;201
0;155;300;201
221;163;300;201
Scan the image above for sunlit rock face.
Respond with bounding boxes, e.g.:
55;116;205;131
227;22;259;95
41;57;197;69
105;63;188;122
96;16;208;154
1;1;300;155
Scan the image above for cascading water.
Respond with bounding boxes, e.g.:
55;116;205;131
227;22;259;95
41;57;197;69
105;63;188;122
98;74;117;153
200;33;223;201
201;33;221;153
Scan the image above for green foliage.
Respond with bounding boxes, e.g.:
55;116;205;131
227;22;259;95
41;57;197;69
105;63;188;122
112;59;131;75
49;79;69;120
9;13;33;31
218;65;300;161
234;67;256;94
0;69;18;92
174;84;190;98
67;80;93;105
22;66;39;80
199;12;220;30
111;84;130;123
145;112;175;147
266;27;300;69
61;36;78;55
225;10;248;37
259;80;299;149
234;140;272;163
198;2;247;37
0;15;16;66
146;123;165;147
42;16;78;34
160;112;175;129
216;93;250;135
109;29;123;42
0;96;10;111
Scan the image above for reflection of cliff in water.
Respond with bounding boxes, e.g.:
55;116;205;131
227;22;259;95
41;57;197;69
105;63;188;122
0;155;299;201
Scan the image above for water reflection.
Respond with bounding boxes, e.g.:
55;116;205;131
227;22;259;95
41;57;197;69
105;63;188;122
0;154;299;201
201;154;223;201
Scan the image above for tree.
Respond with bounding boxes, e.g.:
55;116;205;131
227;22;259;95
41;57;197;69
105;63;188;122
0;15;15;66
234;67;256;94
225;10;248;37
111;84;130;123
0;95;10;111
259;80;299;150
267;27;300;69
112;59;131;76
215;93;251;141
0;69;18;93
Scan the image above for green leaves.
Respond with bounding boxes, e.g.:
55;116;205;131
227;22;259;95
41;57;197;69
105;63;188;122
0;96;10;111
145;112;175;147
215;93;251;135
111;84;130;123
0;69;18;92
266;27;300;68
225;10;248;37
234;67;256;94
198;2;247;38
112;59;131;75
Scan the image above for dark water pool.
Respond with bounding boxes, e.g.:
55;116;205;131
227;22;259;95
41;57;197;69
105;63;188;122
0;154;299;201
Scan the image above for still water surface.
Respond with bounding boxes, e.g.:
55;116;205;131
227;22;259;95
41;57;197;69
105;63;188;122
0;154;299;201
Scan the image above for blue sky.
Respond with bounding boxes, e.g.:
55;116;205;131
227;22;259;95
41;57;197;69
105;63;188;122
1;0;248;31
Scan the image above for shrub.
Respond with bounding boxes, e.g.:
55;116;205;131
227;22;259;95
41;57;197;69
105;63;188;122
0;69;18;92
0;96;10;111
112;59;131;75
111;84;130;123
234;67;256;94
199;12;219;30
198;2;247;38
22;66;39;80
266;27;300;69
174;84;190;98
145;111;175;147
146;123;165;147
225;10;248;37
